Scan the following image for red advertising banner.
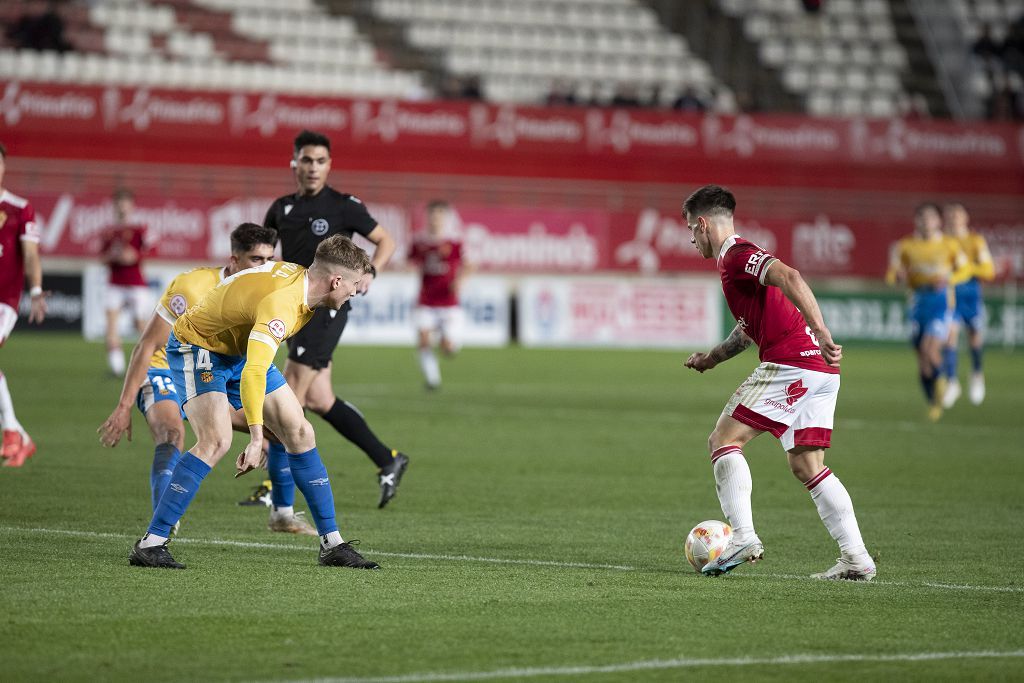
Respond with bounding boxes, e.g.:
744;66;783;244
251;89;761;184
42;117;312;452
3;81;1023;192
23;191;1024;279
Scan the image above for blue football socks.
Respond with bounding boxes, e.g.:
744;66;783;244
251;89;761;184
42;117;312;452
150;443;182;511
942;346;958;380
267;441;296;509
970;346;983;372
288;447;338;535
147;452;211;537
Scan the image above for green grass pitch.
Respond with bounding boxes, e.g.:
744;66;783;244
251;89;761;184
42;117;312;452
1;333;1022;681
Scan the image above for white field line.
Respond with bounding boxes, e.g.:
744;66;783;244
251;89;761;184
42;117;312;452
275;649;1024;683
2;526;1023;594
0;526;634;571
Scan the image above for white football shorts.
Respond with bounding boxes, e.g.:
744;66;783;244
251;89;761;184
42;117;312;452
723;361;840;450
105;284;153;321
413;305;464;347
0;303;18;346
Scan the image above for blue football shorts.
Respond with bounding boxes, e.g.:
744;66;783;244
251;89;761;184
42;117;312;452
135;367;186;419
166;332;287;411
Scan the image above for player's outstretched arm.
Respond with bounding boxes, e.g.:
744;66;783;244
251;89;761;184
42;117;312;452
235;337;277;476
98;314;171;447
358;224;397;295
763;260;842;367
685;325;752;373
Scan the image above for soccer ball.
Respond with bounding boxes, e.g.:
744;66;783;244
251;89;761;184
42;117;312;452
684;520;732;572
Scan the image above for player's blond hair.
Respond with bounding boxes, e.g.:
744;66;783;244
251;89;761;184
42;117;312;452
310;234;372;275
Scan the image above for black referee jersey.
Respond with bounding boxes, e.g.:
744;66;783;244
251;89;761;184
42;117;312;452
263;186;378;268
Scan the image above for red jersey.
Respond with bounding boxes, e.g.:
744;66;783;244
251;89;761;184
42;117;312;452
0;190;40;310
718;235;837;374
409;237;462;307
101;224;148;286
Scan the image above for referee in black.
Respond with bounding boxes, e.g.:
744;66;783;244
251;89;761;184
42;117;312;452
263;129;408;508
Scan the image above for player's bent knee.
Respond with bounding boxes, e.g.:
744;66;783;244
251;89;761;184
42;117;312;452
280;419;316;453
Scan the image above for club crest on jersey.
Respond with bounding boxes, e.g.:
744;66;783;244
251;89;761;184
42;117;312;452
785;379;808;405
200;371;214;384
169;294;187;316
311;218;329;236
0;211;7;227
268;319;287;339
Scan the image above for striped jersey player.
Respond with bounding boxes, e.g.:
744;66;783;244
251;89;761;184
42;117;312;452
127;235;380;570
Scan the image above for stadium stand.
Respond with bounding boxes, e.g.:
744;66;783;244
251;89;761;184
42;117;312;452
0;0;1016;119
358;0;736;109
0;0;430;98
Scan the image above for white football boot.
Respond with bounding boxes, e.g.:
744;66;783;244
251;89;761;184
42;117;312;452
268;510;318;536
811;557;876;582
969;372;986;405
941;378;961;409
701;538;764;577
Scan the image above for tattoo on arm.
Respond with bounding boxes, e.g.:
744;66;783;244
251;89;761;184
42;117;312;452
711;326;752;363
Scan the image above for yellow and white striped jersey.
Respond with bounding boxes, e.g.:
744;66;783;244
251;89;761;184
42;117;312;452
149;266;224;369
173;261;314;425
949;232;995;283
887;235;967;290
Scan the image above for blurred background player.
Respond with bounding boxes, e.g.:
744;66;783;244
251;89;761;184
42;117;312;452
941;202;995;408
101;188;151;377
886;203;968;421
0;143;46;468
129;236;379;569
409;199;471;391
97;224;318;535
263;129;409;509
682;184;875;582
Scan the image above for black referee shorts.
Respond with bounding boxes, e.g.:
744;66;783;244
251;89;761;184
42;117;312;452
286;305;349;370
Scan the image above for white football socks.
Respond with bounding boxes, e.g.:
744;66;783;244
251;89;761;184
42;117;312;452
0;371;23;433
711;446;757;543
321;531;343;549
805;467;871;564
139;533;168;548
418;348;441;388
107;348;126;377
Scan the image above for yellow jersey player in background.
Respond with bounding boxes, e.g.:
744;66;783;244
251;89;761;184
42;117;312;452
940;202;996;408
97;224;321;534
128;234;379;570
886;203;969;421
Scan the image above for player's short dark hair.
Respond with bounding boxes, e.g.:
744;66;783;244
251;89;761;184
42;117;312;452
683;184;737;219
426;199;450;211
293;130;331;156
0;142;6;159
915;202;941;216
230;223;277;254
312;234;372;275
112;187;134;201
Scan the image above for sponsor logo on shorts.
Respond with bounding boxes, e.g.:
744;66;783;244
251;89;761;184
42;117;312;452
268;319;286;339
200;371;214;383
311;218;329;236
169;294;188;316
763;397;796;414
785;379;808;405
308;477;330;486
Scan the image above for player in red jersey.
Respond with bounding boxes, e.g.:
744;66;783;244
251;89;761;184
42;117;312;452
408;200;470;390
101;188;151;377
681;185;875;581
0;143;47;467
